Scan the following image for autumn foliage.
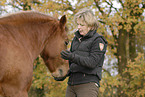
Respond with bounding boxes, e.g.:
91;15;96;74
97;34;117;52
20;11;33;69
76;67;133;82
0;0;145;97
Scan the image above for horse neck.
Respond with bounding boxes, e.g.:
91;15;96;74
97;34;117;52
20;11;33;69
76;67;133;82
0;11;59;61
24;23;52;60
7;22;52;61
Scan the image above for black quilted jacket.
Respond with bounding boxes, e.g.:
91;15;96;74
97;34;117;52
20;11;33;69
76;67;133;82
67;30;107;86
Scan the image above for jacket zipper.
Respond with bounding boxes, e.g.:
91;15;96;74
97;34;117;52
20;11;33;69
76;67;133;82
75;37;82;50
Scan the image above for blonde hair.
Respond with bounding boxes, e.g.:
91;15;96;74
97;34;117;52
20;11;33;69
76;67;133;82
74;8;98;30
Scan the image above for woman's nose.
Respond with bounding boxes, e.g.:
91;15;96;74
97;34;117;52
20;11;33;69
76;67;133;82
78;25;81;29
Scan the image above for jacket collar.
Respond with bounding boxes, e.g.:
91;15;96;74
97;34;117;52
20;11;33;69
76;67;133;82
75;30;96;39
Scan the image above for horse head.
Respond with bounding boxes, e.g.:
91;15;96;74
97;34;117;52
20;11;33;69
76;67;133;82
40;15;69;78
0;11;70;96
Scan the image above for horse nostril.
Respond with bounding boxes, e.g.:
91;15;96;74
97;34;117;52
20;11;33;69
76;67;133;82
59;69;63;76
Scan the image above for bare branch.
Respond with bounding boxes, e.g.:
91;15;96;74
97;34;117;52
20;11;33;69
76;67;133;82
94;0;105;15
143;3;145;9
7;2;22;10
103;68;111;76
119;0;124;7
105;0;113;15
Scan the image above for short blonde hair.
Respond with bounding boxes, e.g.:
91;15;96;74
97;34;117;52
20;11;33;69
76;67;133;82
74;8;98;30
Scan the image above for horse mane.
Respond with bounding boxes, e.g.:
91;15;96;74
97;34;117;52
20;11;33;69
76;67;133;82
0;11;58;24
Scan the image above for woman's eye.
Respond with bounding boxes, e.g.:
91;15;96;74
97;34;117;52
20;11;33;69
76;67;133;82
80;24;84;26
77;23;84;26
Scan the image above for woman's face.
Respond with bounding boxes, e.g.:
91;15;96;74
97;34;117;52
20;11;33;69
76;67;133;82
77;19;91;36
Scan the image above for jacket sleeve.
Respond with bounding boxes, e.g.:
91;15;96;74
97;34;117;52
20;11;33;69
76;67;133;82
72;37;107;69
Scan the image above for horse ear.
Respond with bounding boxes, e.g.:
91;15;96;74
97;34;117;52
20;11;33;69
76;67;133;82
59;15;67;27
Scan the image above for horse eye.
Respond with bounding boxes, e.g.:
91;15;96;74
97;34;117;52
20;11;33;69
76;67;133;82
65;41;69;45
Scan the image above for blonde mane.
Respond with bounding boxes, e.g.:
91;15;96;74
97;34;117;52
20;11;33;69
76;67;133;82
0;11;57;24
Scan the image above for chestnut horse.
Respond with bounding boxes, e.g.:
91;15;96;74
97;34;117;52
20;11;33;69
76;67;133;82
0;11;69;97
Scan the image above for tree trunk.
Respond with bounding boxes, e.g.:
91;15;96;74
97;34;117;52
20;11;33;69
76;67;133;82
129;25;137;61
117;28;128;76
117;26;128;96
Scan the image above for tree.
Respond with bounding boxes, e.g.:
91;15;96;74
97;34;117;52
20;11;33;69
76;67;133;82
94;0;145;96
121;53;145;97
99;53;145;97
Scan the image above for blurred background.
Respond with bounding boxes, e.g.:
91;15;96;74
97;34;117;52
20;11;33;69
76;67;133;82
0;0;145;97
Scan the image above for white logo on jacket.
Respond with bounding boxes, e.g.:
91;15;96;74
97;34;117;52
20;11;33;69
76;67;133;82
99;43;104;51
